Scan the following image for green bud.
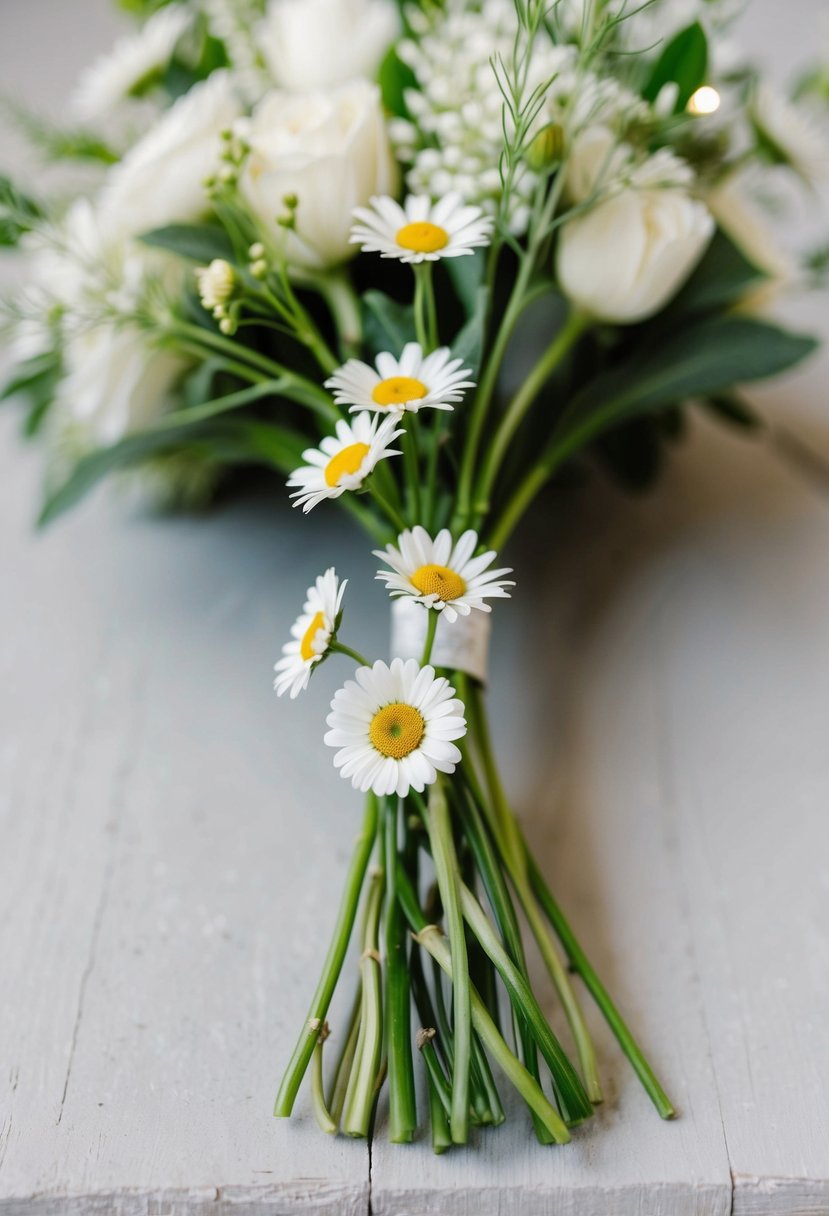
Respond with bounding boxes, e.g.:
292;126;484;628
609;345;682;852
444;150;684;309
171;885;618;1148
526;122;565;171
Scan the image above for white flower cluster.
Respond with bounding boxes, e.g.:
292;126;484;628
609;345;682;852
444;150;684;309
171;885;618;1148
390;0;646;232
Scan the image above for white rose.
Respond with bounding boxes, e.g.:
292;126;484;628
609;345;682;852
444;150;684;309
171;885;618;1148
57;323;189;446
100;71;243;237
556;187;714;324
751;83;829;186
257;0;399;92
706;171;798;311
238;81;397;272
564;125;631;205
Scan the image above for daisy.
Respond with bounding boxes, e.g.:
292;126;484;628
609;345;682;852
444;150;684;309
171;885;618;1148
72;5;192;120
374;527;514;624
274;568;346;699
287;412;403;513
350;193;493;263
325;342;475;415
325;658;467;797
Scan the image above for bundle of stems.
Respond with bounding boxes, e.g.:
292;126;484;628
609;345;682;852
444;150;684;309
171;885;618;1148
275;669;674;1150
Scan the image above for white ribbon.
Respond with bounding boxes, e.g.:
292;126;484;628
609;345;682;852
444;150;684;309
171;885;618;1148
390;599;491;684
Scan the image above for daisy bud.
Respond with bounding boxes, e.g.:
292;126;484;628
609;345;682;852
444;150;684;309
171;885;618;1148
250;258;268;278
218;315;237;335
248;242;265;260
526;122;565;172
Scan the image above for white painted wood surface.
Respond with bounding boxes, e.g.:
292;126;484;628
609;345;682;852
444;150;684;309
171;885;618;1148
1;2;829;1213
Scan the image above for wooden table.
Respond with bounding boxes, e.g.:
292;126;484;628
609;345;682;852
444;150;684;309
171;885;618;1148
1;2;828;1213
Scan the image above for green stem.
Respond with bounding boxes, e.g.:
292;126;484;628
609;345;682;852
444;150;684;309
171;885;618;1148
423;779;471;1144
413;924;571;1145
342;865;385;1137
318;272;363;358
311;1030;337;1135
329;989;362;1127
459;879;593;1123
274;793;379;1117
525;845;676;1120
367;479;408;534
331;642;371;668
472;311;589;528
454;254;534;527
384;799;417;1143
464;681;603;1103
421;610;439;666
402;424;422;523
413;263;438;352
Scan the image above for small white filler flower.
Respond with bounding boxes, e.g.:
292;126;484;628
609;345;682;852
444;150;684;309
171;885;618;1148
325;658;467;796
274;568;347;699
195;259;236;314
375;527;514;624
326;342;475;414
287;412;403;513
351;193;493;263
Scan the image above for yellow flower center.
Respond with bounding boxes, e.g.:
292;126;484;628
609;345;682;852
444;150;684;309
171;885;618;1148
324;441;370;488
396;221;450;254
410;564;466;602
371;376;429;408
369;702;425;759
300;611;326;662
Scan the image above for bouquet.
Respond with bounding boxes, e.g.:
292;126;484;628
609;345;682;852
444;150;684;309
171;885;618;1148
2;0;827;1154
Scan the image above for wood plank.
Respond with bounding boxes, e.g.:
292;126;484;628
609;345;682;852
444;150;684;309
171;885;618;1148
0;416;371;1214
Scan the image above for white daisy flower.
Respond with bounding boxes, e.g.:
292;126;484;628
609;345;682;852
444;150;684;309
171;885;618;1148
325;658;467;797
374;527;514;624
274;568;347;699
325;342;475;415
350;193;493;263
72;5;192;120
287;412;403;513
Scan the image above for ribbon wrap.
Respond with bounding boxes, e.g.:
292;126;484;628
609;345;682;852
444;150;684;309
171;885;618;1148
390;599;490;684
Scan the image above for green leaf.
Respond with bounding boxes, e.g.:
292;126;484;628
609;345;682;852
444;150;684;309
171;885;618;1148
451;286;490;373
668;228;767;316
39;380;286;525
1;351;58;401
551;315;816;459
362;290;417;355
0;173;43;246
643;22;708;110
702;392;763;431
445;249;487;318
378;45;417;117
138;222;235;265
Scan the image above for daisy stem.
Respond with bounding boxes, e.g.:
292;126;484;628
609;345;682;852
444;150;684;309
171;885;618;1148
524;844;676;1120
421;610;439;666
367;479;408;534
310;1026;337;1135
399;896;571;1145
330;642;371;668
328;987;362;1127
422;778;471;1144
341;864;385;1138
462;678;603;1104
274;793;379;1118
383;798;417;1143
413;263;439;353
315;271;363;359
471;311;590;529
402;425;422;522
454;254;535;527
